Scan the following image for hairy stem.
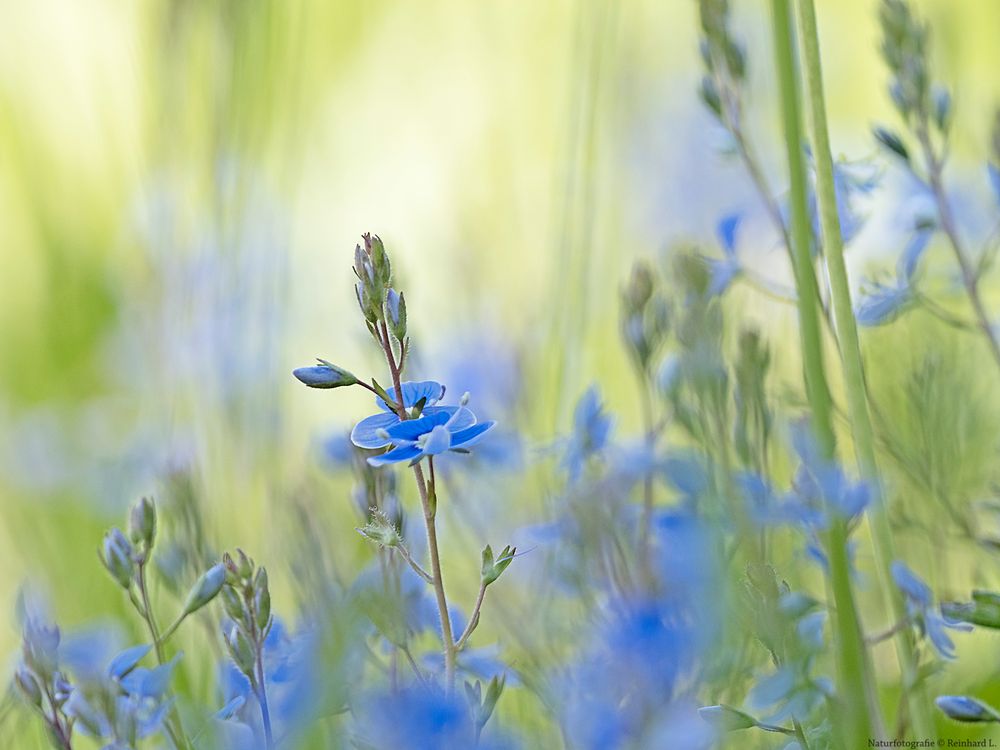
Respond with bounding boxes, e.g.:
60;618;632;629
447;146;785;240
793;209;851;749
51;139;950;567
456;583;487;651
378;320;456;691
770;1;884;744
794;0;935;739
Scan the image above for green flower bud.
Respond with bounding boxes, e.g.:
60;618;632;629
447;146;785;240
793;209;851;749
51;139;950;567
225;625;256;678
365;233;392;289
478;674;506;730
235;549;253;581
128;497;157;547
293;360;359;389
15;668;42;707
221;585;245;623
182;564;226;616
102;528;135;589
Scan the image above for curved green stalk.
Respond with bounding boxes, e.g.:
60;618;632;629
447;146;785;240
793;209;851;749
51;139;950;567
769;1;883;745
793;0;936;740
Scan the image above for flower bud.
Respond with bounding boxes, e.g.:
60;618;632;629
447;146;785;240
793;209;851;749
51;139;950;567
102;529;135;589
385;289;407;342
254;571;271;632
182;564;226;616
235;549;253;580
221;585;245;623
14;668;42;707
293;361;359;389
935;695;1000;723
225;625;256;678
128;497;157;547
364;233;392;290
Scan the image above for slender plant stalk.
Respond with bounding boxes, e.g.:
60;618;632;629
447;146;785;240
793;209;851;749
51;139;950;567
793;0;936;738
378;320;457;690
915;125;1000;371
769;1;883;745
135;563;193;750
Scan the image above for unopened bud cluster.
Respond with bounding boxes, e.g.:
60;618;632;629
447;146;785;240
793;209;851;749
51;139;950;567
221;549;272;681
620;261;670;374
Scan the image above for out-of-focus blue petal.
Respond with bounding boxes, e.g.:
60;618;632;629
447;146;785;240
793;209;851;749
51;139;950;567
351;412;401;449
216;695;246;720
377;381;445;412
892;561;933;608
898;229;934;280
421;425;453;455
121;657;178;699
661;453;709;502
988;163;1000;207
855;280;912;327
367;444;423;467
707;258;740;296
108;644;152;680
716;214;741;256
450;422;496;450
748;667;796;710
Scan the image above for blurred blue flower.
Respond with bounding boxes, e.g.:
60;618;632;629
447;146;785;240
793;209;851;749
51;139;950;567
790;423;871;521
855;278;914;327
351;686;517;749
562;386;613;482
219;619;322;746
807;158;878;248
892;561;971;659
706;214;742;296
364;403;496;467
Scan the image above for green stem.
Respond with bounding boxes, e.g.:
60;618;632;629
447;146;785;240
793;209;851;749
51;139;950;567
378;320;456;692
135;564;193;750
793;0;935;739
769;1;883;745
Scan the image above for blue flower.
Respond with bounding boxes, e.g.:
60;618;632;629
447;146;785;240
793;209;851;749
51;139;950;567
562;386;613;481
855;279;913;327
363;402;495;467
351;380;476;450
790;422;871;521
892;561;971;659
706;214;742;296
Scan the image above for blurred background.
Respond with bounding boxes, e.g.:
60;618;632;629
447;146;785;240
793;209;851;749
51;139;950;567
4;0;1000;746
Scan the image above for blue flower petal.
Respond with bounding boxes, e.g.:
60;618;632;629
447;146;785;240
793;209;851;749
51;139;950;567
108;644;152;680
898;229;933;280
377;381;445;412
386;410;452;441
716;214;741;257
891;561;933;608
421;425;453;455
351;411;402;449
450;421;496;450
368;444;423;467
855;281;912;326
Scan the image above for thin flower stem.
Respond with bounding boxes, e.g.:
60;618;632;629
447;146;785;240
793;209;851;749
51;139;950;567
135;563;193;750
635;370;655;568
455;584;487;651
377;320;457;692
254;640;274;750
793;0;933;740
395;545;434;585
915;125;1000;371
770;1;884;745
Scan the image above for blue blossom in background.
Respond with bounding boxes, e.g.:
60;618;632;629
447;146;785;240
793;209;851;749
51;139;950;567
855;226;933;327
808;158;879;247
218;618;322;747
706;214;742;296
790;423;871;522
892;561;971;659
562;386;613;482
